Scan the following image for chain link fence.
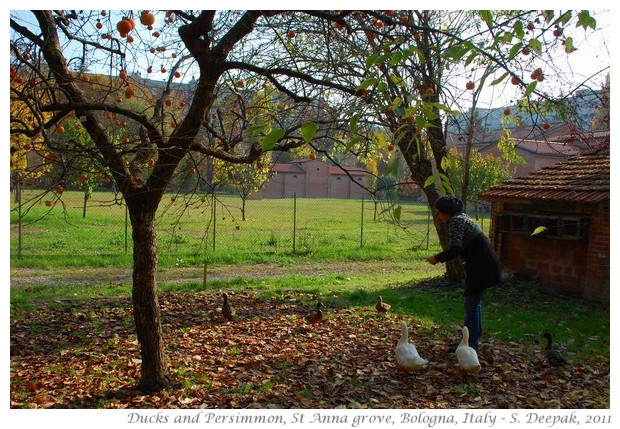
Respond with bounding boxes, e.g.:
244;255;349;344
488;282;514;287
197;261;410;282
10;187;463;263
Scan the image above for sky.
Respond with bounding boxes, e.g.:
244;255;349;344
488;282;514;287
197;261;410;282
461;10;609;109
8;8;611;111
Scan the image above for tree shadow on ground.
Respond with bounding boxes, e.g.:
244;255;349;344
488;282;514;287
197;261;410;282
10;279;609;409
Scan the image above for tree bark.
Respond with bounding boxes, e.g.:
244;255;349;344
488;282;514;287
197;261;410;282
398;127;464;280
128;199;172;393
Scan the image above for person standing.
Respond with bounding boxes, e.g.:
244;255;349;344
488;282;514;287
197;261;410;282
425;195;502;352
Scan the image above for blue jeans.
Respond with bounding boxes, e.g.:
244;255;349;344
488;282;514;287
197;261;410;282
464;290;484;352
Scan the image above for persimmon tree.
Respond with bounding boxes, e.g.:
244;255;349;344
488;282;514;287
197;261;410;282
10;10;605;393
280;10;604;276
9;10;373;393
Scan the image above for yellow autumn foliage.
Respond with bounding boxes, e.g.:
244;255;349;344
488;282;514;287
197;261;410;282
10;75;53;179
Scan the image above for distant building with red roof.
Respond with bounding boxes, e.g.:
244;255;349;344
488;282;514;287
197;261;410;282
258;158;370;199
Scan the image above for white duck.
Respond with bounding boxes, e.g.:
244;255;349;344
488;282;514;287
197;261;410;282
395;321;428;371
455;326;481;374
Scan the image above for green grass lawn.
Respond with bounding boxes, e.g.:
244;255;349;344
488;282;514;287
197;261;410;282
10;189;608;365
11;190;444;268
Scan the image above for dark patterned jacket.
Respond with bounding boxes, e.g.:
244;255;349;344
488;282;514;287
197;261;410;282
434;213;502;296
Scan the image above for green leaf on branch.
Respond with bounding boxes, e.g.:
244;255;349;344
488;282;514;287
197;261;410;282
301;121;317;143
577;10;597;30
528;39;543;55
564;36;575;53
490;72;509;86
557;11;573;27
390;97;403;109
421;104;439;120
440;156;450;171
385;157;400;178
513;20;525;39
479;10;494;27
444;43;472;62
416;48;426;63
508;42;523;59
376;82;388;92
499;30;514;44
415;116;432;129
260;129;286;151
365;53;380;69
358;77;378;90
430;102;460;115
372;131;388;148
376;52;391;65
542;10;555;23
524;81;537;98
464;50;478;67
248;124;268;140
389;51;403;66
350;114;359;131
438;173;454;195
389;73;407;87
344;136;361;152
423;175;436;189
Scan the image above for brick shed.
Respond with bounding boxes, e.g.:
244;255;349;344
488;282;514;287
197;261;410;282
479;148;610;303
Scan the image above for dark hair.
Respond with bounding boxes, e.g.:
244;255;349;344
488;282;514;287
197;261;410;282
434;195;464;215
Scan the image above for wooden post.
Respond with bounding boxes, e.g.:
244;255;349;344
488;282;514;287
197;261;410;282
203;260;208;290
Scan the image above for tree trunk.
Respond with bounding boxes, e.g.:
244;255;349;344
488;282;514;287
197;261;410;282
398;128;464;280
128;202;172;393
425;192;464;279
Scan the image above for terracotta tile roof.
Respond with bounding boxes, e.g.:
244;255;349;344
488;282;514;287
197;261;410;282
271;163;306;174
329;166;367;175
479;148;610;204
514;139;581;157
271;160;368;176
446;128;609;156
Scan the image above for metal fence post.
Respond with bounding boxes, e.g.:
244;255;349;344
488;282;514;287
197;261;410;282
212;193;217;252
124;201;128;253
293;192;297;253
360;197;364;248
17;179;22;258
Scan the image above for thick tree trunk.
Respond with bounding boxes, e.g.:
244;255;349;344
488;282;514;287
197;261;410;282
423;186;464;279
398;128;464;281
128;203;172;393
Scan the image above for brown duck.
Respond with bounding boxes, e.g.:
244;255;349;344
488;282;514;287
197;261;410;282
543;332;566;367
305;301;325;324
375;296;391;313
221;292;235;320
